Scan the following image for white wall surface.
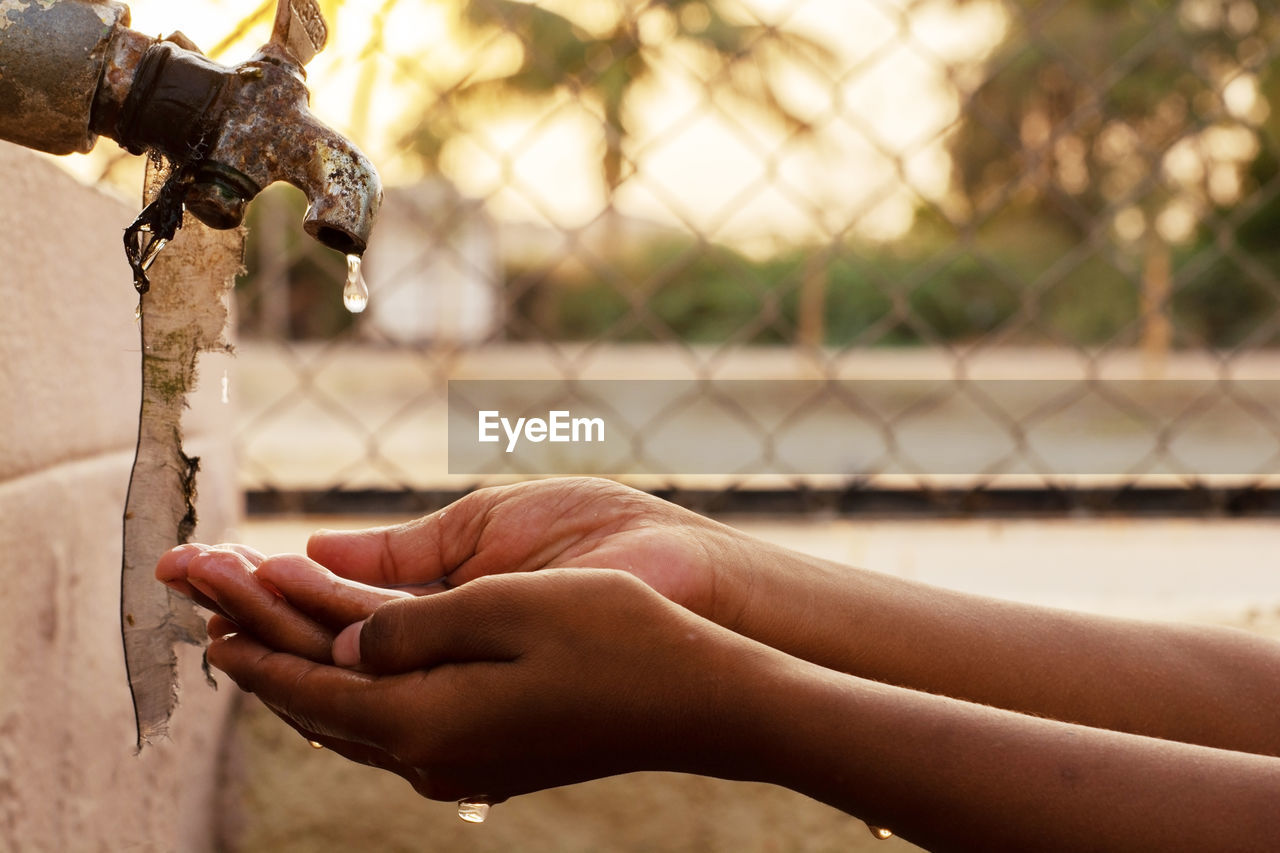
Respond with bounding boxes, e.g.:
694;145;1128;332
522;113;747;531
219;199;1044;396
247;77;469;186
0;141;237;852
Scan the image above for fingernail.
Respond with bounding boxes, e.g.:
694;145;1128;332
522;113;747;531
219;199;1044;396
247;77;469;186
189;577;219;604
170;543;208;573
333;621;363;667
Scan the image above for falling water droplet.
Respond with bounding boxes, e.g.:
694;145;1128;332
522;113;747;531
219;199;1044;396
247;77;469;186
307;740;324;750
868;825;893;840
457;800;490;824
220;369;230;404
343;253;369;314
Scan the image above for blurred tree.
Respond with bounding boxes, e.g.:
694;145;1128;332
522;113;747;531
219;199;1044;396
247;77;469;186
397;0;831;212
943;0;1278;353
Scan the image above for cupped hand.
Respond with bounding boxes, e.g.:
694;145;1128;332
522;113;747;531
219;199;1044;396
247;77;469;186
157;542;439;781
155;543;413;661
305;478;758;628
206;568;781;803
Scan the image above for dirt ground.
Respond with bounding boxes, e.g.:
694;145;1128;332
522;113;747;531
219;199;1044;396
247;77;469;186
207;515;1280;852
217;695;913;853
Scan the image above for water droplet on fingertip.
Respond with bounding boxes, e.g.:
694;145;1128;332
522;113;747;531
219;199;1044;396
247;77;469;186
868;825;893;840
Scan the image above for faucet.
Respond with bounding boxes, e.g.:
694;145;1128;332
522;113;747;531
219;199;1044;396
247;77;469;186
0;0;381;257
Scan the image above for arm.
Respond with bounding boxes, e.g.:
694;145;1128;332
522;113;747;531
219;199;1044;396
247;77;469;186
754;649;1280;851
720;542;1280;757
301;478;1280;757
203;568;1280;852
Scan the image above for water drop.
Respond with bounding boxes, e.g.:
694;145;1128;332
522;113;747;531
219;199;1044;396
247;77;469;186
868;825;893;840
307;740;324;750
220;369;230;404
343;254;369;314
457;799;490;824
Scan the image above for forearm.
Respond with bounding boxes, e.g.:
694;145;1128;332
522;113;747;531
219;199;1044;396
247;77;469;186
731;652;1280;851
712;533;1280;755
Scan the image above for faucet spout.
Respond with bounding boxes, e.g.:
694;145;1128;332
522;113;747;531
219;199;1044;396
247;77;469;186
296;123;384;257
196;50;382;255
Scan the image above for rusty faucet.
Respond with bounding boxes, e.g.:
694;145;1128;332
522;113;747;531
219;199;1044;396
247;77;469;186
0;0;381;257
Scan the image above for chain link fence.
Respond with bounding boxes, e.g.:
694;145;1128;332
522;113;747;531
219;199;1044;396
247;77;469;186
77;0;1280;515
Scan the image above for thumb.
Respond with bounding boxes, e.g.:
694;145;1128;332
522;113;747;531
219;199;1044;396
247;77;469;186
332;580;526;673
306;490;496;587
307;518;445;587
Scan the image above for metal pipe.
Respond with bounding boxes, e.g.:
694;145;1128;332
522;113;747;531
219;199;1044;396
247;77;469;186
0;0;381;255
0;0;129;154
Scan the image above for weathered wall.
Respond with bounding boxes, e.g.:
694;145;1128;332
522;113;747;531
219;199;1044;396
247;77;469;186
0;141;237;852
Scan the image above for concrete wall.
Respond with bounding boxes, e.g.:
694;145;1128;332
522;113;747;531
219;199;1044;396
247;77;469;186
0;141;237;852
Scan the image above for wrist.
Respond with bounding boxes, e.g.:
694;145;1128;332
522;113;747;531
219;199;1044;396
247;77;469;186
677;630;827;784
704;527;866;672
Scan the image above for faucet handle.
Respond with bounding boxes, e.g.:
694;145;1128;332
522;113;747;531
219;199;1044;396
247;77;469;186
269;0;328;68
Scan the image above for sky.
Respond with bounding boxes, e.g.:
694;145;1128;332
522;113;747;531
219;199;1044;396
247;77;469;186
69;0;1009;250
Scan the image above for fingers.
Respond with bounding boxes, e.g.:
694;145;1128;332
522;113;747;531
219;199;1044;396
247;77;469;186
301;731;422;785
205;566;721;804
207;613;238;639
259;694;491;803
187;549;334;662
345;577;527;673
304;480;645;590
206;631;411;751
159;544;412;639
255;698;422;783
306;515;453;588
254;553;412;631
156;542;266;604
306;488;508;587
155;544;206;601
